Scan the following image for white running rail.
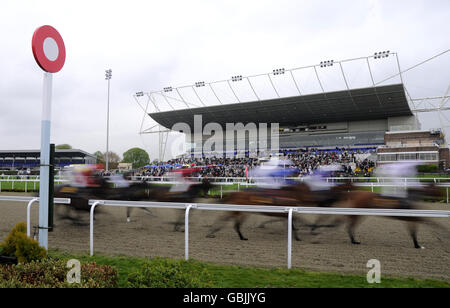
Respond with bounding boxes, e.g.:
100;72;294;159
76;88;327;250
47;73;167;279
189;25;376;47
0;196;70;237
88;199;450;269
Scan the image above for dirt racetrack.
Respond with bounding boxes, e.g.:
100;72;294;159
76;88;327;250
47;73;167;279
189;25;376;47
1;192;449;281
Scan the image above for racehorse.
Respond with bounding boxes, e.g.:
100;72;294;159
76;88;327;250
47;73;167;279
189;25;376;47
314;183;446;249
204;180;446;249
54;178;149;223
125;178;214;229
206;181;327;241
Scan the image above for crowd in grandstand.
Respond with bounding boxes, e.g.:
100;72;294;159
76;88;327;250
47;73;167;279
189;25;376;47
140;148;376;178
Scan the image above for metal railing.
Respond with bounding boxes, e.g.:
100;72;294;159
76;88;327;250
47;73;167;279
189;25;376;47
1;193;449;269
88;199;450;269
0;196;70;237
134;175;450;183
0;179;67;192
2;178;450;202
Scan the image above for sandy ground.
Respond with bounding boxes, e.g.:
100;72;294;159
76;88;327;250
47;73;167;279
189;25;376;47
1;192;449;281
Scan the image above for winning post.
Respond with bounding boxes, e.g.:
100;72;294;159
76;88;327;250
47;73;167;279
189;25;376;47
32;25;66;249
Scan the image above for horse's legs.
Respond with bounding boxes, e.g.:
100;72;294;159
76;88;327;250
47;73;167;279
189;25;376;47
174;210;185;232
311;215;343;235
311;215;332;234
292;217;302;241
207;212;244;239
234;219;248;241
347;216;361;245
126;208;132;223
406;221;424;249
257;218;284;229
142;208;156;217
206;212;233;238
59;204;72;220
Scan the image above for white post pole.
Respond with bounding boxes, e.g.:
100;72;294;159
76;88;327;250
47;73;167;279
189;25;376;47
27;198;39;237
90;201;100;256
38;72;52;249
287;208;293;269
105;69;112;172
185;204;193;260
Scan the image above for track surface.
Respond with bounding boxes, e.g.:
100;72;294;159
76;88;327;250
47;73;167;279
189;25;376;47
1;193;449;281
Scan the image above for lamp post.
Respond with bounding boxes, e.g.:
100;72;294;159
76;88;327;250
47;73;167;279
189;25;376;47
105;69;112;172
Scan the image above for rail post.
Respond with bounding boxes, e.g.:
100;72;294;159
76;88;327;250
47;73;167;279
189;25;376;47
185;204;194;260
90;201;102;256
287;208;293;269
447;187;448;204
27;198;39;237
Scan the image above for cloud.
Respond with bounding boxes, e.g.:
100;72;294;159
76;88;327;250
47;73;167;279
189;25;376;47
0;0;449;161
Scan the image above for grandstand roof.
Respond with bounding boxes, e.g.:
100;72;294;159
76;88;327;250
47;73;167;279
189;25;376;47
149;84;412;130
0;149;95;159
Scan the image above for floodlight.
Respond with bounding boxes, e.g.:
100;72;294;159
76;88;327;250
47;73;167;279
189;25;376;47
273;68;285;75
374;51;390;59
320;60;333;67
231;75;243;82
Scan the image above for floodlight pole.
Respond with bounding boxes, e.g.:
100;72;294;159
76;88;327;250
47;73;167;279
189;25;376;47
38;72;53;249
105;69;112;171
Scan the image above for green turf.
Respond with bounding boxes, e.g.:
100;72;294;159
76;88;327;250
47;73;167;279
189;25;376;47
48;250;450;288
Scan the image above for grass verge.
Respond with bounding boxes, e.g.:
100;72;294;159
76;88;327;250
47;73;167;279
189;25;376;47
48;250;449;288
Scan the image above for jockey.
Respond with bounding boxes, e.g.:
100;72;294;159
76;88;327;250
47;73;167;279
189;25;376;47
72;164;103;188
109;173;130;188
250;157;295;189
301;164;343;207
302;164;340;192
169;167;200;193
375;161;421;199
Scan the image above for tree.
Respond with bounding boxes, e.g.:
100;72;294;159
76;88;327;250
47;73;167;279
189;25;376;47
94;151;121;169
106;152;121;170
55;144;72;149
122;147;150;169
94;151;105;165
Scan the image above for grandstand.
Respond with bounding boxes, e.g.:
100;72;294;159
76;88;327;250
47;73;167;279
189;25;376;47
149;83;418;154
0;149;96;171
134;52;449;170
377;129;449;169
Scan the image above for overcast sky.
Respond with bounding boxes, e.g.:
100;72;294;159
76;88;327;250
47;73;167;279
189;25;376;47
0;0;449;161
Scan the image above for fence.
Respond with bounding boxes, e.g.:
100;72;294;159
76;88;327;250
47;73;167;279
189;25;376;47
88;199;450;269
7;175;450;184
0;196;70;237
134;175;450;183
3;178;450;202
0;179;67;193
1;193;449;269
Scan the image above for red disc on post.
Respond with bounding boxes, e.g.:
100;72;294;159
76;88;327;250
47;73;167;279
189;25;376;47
32;25;66;73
